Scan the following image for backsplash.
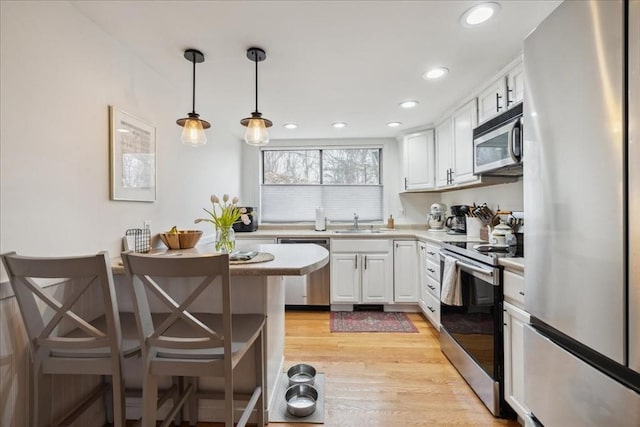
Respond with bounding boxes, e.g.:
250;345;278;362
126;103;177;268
439;180;523;214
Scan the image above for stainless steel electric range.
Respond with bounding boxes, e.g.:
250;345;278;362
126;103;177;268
438;240;523;418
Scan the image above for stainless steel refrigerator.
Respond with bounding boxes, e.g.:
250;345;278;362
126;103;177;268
523;0;639;425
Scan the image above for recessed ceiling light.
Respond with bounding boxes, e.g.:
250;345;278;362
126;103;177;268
332;122;347;129
387;122;402;128
116;128;130;133
460;2;501;27
423;67;449;80
399;100;419;109
283;123;297;129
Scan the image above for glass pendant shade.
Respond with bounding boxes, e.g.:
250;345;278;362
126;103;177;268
244;117;270;146
181;117;207;146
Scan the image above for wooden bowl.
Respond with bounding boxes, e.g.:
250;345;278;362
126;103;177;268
159;230;202;249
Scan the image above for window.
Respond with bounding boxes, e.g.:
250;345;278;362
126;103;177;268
261;148;383;223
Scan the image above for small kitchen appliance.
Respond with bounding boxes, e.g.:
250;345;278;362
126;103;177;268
232;207;258;232
427;203;447;230
445;205;467;234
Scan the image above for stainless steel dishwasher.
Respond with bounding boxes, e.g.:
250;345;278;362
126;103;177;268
277;238;330;307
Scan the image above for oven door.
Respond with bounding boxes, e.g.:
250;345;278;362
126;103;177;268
439;251;501;379
473;117;522;175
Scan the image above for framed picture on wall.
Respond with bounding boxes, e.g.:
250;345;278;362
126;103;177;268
109;106;156;202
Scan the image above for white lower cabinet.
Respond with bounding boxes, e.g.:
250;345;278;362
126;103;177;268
422;241;441;329
393;240;418;303
330;239;393;304
503;277;530;420
417;242;427;308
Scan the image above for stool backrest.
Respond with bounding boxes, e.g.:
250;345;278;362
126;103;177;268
121;252;231;355
0;251;121;359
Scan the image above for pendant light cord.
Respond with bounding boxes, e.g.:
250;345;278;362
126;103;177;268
191;56;197;114
254;57;259;113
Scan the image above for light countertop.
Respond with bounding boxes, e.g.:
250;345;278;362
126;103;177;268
112;243;329;277
499;257;525;272
234;227;486;245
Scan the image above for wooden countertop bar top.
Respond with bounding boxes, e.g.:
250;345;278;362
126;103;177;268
111;243;329;277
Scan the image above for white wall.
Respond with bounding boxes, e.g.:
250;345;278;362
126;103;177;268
0;2;244;423
0;1;243;268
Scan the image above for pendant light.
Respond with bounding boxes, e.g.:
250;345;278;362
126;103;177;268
177;49;210;146
241;47;272;146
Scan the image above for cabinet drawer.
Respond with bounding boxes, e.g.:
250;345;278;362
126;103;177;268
426;276;440;299
425;242;440;263
426;260;440;282
423;292;441;330
504;269;525;307
331;239;391;253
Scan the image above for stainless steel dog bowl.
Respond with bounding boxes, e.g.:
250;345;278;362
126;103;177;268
287;363;316;386
285;384;318;417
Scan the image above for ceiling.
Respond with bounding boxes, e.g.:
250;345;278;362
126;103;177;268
71;0;561;142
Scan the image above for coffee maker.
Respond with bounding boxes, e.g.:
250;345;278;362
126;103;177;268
427;203;447;230
445;205;467;234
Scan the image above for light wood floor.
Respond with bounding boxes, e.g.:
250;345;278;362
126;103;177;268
190;310;520;427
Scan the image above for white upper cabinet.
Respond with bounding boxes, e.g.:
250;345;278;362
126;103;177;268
478;58;524;124
451;99;478;185
401;130;435;191
506;62;524;107
436;99;479;188
435;120;453;187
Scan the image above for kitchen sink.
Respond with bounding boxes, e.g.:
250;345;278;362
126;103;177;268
333;229;383;234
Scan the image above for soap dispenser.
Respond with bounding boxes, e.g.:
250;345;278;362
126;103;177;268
387;214;395;229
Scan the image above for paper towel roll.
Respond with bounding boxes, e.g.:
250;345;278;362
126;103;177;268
315;207;326;231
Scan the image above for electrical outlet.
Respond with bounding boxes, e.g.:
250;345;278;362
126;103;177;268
143;220;151;230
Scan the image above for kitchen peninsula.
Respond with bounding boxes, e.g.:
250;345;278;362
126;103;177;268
111;243;329;422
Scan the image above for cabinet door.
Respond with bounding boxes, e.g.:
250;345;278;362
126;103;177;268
361;253;393;303
330;253;360;303
393;241;418;302
435;119;453;187
506;62;524;108
478;77;507;124
404;131;435;190
504;301;531;420
452;99;479;185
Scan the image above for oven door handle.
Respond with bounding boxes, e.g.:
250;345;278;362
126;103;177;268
457;260;494;277
439;249;494;277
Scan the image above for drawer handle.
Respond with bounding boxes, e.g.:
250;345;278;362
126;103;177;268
427;251;436;256
427;306;436;313
427;268;435;273
519;291;525;296
427;285;436;291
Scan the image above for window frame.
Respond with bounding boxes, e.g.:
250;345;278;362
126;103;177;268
261;146;384;186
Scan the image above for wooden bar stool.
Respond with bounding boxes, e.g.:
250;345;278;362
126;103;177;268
0;251;139;427
121;251;266;427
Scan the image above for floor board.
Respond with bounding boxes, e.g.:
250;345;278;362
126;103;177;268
141;310;520;427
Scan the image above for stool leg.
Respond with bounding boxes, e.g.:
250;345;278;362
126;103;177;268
255;331;265;427
189;377;198;426
142;371;158;427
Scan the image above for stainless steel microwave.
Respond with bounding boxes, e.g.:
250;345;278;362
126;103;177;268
473;102;523;176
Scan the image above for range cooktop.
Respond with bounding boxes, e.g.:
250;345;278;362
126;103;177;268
441;240;524;266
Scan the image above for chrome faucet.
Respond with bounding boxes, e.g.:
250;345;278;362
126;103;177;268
353;213;359;231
